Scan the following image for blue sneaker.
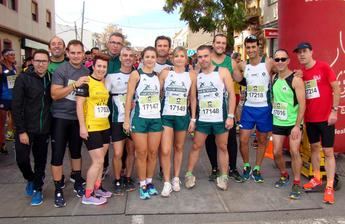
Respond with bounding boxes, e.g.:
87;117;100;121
26;181;34;196
31;190;43;206
139;185;150;200
252;169;264;183
146;183;158;196
74;184;85;197
242;166;252;181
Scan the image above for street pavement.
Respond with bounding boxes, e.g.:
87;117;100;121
0;135;344;224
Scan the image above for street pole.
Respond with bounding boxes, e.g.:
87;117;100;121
74;21;78;39
81;1;85;43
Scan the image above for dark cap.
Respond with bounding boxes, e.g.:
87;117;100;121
1;48;15;56
293;42;312;53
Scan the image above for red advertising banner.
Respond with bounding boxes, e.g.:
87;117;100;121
279;0;345;152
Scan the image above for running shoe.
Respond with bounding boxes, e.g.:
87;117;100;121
289;184;302;200
171;177;181;192
275;175;290;188
208;169;218;181
124;177;136;192
216;175;229;190
95;186;112;198
54;190;66;208
229;169;244;183
31;190;43;206
252;169;264;183
114;180;124;195
242;166;252;181
74;184;85;197
185;173;196;189
139;185;150;200
146;183;159;196
323;187;335;204
82;193;107;205
303;177;322;191
25;181;34;196
161;182;172;197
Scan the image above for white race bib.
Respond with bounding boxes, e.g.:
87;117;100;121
166;96;187;116
7;75;16;89
139;95;160;117
247;85;265;103
272;102;288;120
94;105;110;118
199;99;222;122
305;79;320;99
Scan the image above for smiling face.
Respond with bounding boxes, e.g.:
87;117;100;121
120;48;135;68
274;50;290;72
66;44;84;67
172;50;187;67
142;50;157;69
33;53;49;76
245;42;259;59
213;35;227;56
155;39;170;59
49;37;65;59
93;59;108;79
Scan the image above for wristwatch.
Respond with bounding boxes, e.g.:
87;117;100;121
332;106;339;112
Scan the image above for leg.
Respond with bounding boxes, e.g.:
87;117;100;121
85;148;106;194
125;139;135;177
227;122;238;171
112;140;125;180
147;131;162;179
68;121;83;186
310;143;321;180
323;147;336;188
255;131;268;167
161;126;174;182
239;129;251;163
272;134;286;173
187;131;208;172
205;134;218;170
215;132;229;175
132;133;148;182
15;133;34;182
173;130;187;178
289;134;302;182
31;134;49;191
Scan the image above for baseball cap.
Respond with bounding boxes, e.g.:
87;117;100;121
293;42;312;53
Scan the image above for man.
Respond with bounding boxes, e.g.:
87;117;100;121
271;49;305;200
294;42;340;204
185;45;236;190
232;52;242;64
48;36;66;74
12;49;52;206
50;40;90;208
233;35;275;183
205;34;243;183
0;48;17;148
105;47;136;194
84;50;93;68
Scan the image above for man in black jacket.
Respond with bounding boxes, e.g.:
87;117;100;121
12;49;52;206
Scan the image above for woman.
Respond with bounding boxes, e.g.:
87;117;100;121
123;47;162;200
159;47;196;197
76;54;112;205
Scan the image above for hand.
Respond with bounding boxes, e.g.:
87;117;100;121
75;76;89;88
293;69;303;78
80;127;89;140
123;121;131;135
188;120;196;134
328;111;338;125
290;125;301;141
19;132;30;145
225;118;234;130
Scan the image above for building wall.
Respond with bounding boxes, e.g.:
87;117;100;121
187;29;214;50
0;31;21;65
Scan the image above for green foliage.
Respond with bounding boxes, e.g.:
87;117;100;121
164;0;247;50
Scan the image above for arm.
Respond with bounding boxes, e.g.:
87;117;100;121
232;61;244;83
123;71;140;133
11;74;29;145
266;57;277;75
51;75;89;100
159;70;169;93
290;77;306;140
328;80;340;125
188;70;197;133
222;68;235;129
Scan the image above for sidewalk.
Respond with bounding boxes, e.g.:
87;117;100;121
0;136;344;224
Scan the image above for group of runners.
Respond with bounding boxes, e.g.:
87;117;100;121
3;31;339;207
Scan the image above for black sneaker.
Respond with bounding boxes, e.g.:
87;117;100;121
208;169;218;181
54;190;66;208
70;173;86;186
73;184;85;197
124;177;136;192
114;180;124;195
229;169;244;183
0;144;8;154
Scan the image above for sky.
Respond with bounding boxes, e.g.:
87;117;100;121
55;0;187;47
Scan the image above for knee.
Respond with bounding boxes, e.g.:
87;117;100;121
217;143;228;153
114;150;123;160
136;149;147;159
323;149;334;158
192;142;202;151
161;147;170;157
174;144;184;153
148;149;158;159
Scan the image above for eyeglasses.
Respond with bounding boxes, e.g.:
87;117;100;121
109;41;123;46
33;60;49;64
274;57;288;62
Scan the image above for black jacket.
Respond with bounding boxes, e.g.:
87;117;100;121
12;67;52;134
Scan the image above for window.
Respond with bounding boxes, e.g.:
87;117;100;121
46;10;51;28
7;0;16;10
31;1;38;22
3;39;12;49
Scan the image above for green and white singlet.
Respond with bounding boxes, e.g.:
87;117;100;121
133;69;161;119
105;71;130;123
197;67;225;123
162;70;191;116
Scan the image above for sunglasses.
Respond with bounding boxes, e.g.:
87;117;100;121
245;35;257;41
274;57;288;62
